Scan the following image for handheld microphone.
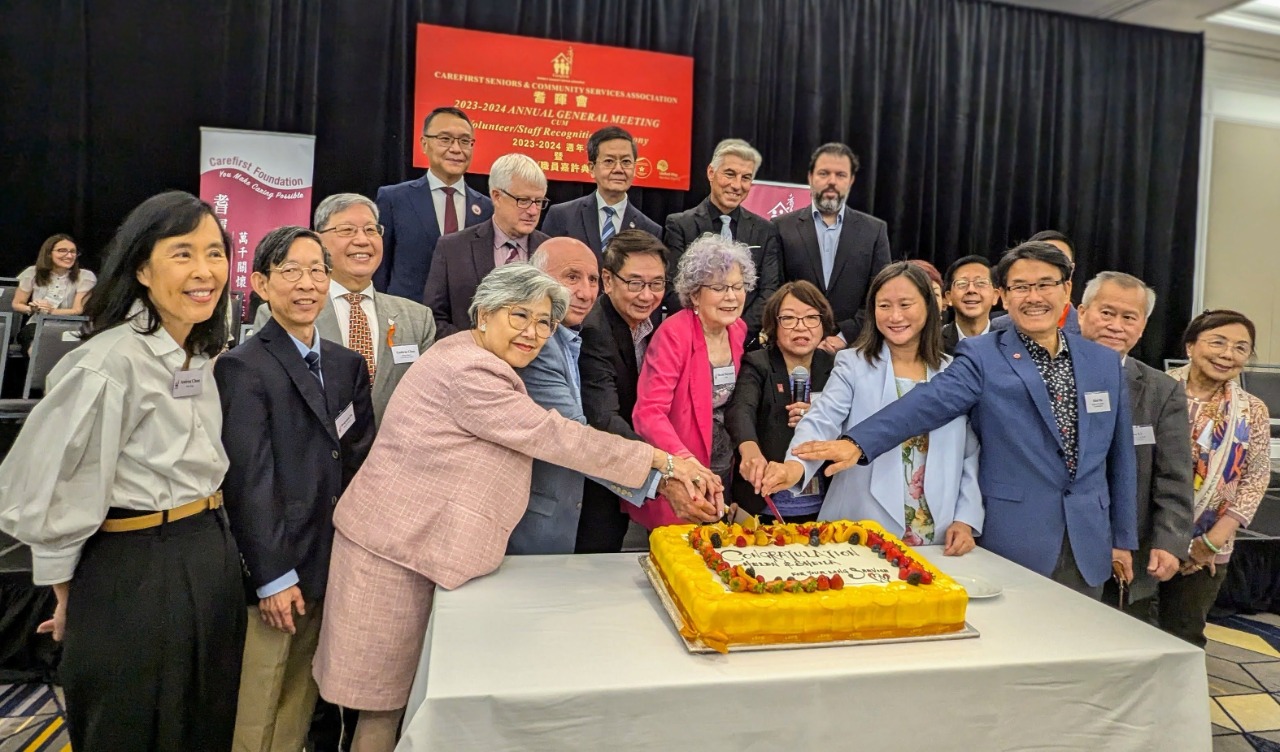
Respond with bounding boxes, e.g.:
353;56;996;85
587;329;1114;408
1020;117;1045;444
790;366;810;404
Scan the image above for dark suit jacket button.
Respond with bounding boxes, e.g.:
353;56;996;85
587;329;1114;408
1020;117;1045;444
331;450;340;460
331;496;338;505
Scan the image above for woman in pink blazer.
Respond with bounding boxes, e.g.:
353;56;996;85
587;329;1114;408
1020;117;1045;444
313;265;711;751
632;233;756;529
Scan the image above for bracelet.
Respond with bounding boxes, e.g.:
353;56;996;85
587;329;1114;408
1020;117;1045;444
1199;534;1221;555
662;452;675;481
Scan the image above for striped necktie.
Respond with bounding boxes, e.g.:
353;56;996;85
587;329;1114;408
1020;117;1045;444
601;205;617;247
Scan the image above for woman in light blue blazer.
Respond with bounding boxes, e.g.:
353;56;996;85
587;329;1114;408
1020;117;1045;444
775;262;983;555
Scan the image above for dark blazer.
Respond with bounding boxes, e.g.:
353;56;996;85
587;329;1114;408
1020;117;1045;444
774;205;892;342
373;174;493;300
726;347;835;512
214;317;376;603
663;198;782;344
1124;357;1195;603
422;220;550;336
579;295;661;441
541;193;662;256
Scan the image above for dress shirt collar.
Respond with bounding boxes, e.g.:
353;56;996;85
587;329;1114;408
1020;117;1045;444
707;199;742;222
126;299;184;360
426;170;465;193
812;204;846;227
595;191;628;217
1017;329;1069;360
329;277;376;303
289;328;322;360
493;224;528;254
956;319;991;340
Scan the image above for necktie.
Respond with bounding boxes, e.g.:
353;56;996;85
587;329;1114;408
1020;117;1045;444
601;206;617;247
343;292;376;382
441;186;459;235
719;214;733;240
303;350;323;385
502;241;521;265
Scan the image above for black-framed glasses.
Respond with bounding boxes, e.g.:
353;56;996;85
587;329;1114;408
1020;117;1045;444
777;314;822;329
1003;279;1065;297
272;264;331;283
320;224;384;239
423;133;475;149
498;188;550;211
595;157;636;170
616;276;665;293
503;306;557;339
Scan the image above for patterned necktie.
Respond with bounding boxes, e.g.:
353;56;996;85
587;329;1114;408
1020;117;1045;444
502;241;521;265
719;214;733;240
440;186;459;235
303;350;323;385
601;205;617;247
342;292;376;382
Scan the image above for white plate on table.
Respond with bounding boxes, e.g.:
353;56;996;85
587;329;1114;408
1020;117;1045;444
951;574;1002;599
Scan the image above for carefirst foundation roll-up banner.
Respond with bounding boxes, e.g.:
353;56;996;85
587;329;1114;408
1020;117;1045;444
199;127;315;320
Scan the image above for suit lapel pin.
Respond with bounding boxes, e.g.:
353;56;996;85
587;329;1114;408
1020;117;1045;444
471;204;482;216
629;221;635;228
1013;353;1022;359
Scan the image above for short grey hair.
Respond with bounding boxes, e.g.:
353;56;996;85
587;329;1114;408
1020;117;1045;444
529;247;549;271
252;225;331;275
489;153;547;193
313;193;379;231
673;233;758;308
1081;271;1156;316
710;138;762;174
468;263;569;327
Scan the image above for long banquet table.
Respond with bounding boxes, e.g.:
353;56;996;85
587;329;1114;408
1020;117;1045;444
397;547;1210;751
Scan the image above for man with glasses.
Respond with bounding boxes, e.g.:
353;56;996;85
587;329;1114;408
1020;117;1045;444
541;126;663;256
254;193;437;425
991;229;1081;335
774;142;891;350
941;255;999;355
424;153;550;336
216;226;375;752
374;106;493;302
766;241;1138;598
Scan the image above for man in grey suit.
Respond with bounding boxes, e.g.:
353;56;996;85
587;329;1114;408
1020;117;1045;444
255;193;436;425
541;126;663;256
1079;271;1194;623
773;143;891;350
507;237;717;554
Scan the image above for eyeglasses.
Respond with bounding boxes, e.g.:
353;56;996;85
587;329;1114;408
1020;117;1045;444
498;188;550;211
320;224;384;239
701;282;747;295
1198;337;1252;359
503;306;557;339
1003;279;1066;297
777;314;823;330
52;248;78;256
950;278;992;292
272;264;332;283
423;133;475;149
616;276;665;293
595;157;636;170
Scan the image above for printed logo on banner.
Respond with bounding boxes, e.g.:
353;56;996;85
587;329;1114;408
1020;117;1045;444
741;180;813;220
552;49;574;79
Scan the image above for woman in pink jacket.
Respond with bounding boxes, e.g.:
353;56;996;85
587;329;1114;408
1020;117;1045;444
632;233;756;529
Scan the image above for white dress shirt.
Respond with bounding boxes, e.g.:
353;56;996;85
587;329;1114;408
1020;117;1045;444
427;170;468;236
595;192;628;236
956;319;992;341
0;303;229;585
329;279;380;368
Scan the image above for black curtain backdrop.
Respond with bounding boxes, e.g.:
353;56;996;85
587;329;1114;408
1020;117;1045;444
0;0;1202;364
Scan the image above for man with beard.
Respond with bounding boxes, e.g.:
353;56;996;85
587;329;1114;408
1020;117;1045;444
774;142;892;351
942;255;999;354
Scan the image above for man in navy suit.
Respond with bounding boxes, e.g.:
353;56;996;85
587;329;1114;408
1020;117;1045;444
766;242;1137;598
374;106;493;301
541;126;663;255
215;226;375;751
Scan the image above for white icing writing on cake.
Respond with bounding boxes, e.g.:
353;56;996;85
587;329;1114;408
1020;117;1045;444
717;543;894;585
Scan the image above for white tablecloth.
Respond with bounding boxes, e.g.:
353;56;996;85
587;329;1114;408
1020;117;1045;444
398;548;1210;751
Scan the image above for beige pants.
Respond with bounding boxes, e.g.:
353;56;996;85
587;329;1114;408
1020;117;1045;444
233;601;324;752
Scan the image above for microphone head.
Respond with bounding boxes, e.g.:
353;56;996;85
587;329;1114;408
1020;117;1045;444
791;365;809;383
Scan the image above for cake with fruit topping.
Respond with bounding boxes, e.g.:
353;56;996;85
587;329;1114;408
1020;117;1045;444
648;519;968;652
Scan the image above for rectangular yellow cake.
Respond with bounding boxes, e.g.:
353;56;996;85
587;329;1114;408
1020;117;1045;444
648;520;968;652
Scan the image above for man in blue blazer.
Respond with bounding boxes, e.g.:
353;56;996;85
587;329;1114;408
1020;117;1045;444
541;126;663;256
768;242;1137;598
990;229;1080;335
373;106;493;301
215;226;375;750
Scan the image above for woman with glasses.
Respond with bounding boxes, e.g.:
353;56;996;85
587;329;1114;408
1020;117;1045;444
1162;309;1271;646
313;263;714;752
761;263;983;552
727;281;837;521
12;233;97;350
632;233;756;528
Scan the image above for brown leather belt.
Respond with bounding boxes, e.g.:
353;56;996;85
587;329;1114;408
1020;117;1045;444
99;491;223;533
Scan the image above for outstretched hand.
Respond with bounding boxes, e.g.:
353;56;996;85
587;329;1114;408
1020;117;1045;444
791;439;862;476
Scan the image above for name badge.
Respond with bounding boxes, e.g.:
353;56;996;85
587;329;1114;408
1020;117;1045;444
391;344;420;365
712;365;736;388
170;369;204;399
1084;391;1111;413
1133;425;1156;446
336;401;355;439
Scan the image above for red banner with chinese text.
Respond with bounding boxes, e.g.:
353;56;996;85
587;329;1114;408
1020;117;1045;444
413;24;694;190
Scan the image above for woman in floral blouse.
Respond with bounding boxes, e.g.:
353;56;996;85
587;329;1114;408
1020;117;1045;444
1163;309;1271;647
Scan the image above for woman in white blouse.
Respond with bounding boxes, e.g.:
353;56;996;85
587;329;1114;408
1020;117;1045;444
11;233;97;350
0;192;245;751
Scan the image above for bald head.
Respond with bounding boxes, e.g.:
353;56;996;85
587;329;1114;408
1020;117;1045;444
530;237;600;326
